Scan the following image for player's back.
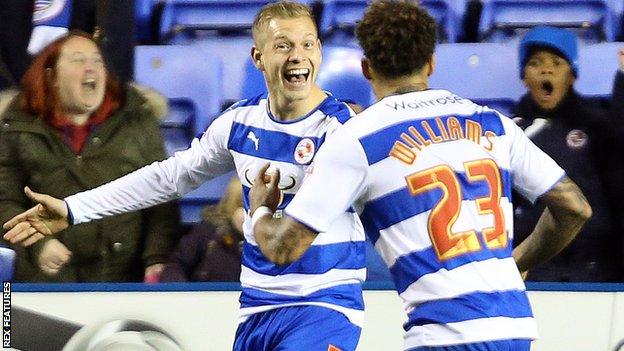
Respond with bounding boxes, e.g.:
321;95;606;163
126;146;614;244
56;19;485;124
348;89;539;347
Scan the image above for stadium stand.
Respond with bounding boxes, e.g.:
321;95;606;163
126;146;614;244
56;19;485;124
136;0;155;42
316;45;373;107
429;42;525;115
135;45;223;143
577;41;623;97
0;247;15;281
319;0;464;43
479;0;617;43
135;45;231;223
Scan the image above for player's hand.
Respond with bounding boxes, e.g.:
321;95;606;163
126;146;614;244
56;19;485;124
3;187;70;246
37;238;72;275
249;163;281;215
520;270;529;281
618;48;624;71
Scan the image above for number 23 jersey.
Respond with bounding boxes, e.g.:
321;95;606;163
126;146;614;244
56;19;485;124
287;89;565;348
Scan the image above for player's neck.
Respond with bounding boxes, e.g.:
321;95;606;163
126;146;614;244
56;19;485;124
371;70;429;101
269;86;328;121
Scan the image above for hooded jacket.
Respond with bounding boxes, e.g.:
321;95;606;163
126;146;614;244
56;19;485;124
0;85;179;282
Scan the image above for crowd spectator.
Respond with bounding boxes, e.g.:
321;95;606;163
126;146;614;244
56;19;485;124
512;26;624;282
0;31;179;282
161;177;244;282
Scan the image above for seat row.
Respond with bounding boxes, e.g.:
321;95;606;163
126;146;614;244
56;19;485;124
137;0;624;44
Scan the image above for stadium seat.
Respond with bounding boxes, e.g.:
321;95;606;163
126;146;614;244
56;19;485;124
160;0;272;42
136;0;155;42
241;45;374;108
316;45;373;108
479;0;617;43
241;57;266;99
135;45;226;223
134;45;223;139
0;247;15;282
180;171;238;223
160;99;196;156
319;0;462;44
430;43;525;103
577;42;622;97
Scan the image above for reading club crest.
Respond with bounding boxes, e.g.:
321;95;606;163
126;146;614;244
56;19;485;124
566;129;588;150
294;138;315;164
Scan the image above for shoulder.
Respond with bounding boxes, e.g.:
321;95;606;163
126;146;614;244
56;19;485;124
225;93;267;112
317;95;354;124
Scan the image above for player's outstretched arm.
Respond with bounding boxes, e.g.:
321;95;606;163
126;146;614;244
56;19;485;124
249;163;318;265
513;177;592;273
3;187;69;247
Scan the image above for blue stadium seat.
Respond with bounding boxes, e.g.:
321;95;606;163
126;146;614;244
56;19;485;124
577;42;622;97
241;57;266;99
181;171;238;223
0;247;15;282
135;45;226;223
160;0;271;41
195;37;256;103
160;99;196;156
241;45;374;108
319;0;462;44
479;0;617;43
430;43;525;104
134;45;223;139
136;0;155;42
316;45;373;108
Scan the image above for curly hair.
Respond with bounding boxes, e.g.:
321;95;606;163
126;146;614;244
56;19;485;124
356;0;437;79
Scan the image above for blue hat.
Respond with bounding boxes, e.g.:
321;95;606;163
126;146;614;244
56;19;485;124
519;26;578;78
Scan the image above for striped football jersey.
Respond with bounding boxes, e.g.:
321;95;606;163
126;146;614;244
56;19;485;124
66;93;366;327
286;89;565;348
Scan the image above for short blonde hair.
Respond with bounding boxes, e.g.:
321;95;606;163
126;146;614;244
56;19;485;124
252;1;316;45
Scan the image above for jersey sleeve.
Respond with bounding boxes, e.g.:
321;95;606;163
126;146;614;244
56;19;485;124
502;116;566;203
285;126;368;233
65;113;236;224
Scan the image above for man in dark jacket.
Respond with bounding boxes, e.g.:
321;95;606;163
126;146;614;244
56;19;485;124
513;26;624;282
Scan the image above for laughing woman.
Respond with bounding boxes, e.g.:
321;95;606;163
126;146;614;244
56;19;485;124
0;31;179;282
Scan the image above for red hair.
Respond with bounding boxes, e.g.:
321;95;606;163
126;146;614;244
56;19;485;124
19;30;123;123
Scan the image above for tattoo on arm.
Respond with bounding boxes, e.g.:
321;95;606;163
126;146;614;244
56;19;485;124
256;216;317;265
513;177;592;272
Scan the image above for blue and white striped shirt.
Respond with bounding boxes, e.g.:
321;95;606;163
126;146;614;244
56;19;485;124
65;93;366;326
287;89;565;348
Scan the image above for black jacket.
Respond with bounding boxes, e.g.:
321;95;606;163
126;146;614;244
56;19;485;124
512;72;624;282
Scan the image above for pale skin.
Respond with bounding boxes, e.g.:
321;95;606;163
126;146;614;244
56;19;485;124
3;16;330;277
251;16;327;120
250;56;592;276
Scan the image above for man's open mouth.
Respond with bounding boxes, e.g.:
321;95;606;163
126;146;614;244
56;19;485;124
540;81;554;96
284;68;310;84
